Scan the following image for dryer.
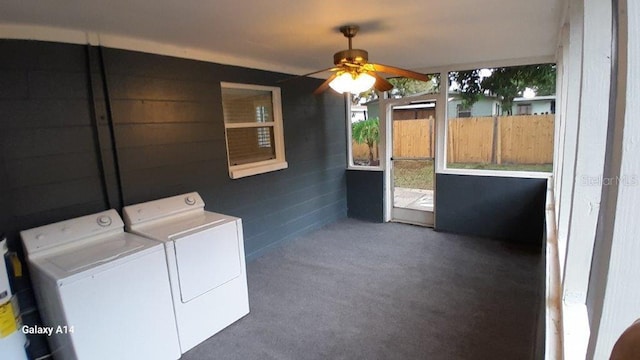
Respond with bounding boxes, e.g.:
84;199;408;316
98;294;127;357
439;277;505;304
20;209;180;360
123;192;249;353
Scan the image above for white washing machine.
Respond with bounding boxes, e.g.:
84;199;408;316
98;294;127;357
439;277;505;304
20;209;180;360
123;192;249;353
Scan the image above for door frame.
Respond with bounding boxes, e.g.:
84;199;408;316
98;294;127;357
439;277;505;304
381;94;443;226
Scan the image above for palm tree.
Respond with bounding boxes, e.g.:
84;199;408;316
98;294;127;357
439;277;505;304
352;117;379;164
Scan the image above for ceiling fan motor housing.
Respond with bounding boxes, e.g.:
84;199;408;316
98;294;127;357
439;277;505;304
333;49;369;66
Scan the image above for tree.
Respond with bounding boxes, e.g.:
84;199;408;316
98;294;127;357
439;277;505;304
449;63;556;115
448;70;483;109
352;117;379;164
480;64;556;115
387;77;438;98
351;75;439;105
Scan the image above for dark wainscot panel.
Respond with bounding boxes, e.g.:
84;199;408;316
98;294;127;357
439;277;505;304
435;174;547;245
347;170;384;223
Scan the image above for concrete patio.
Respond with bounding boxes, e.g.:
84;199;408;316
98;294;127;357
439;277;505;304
394;187;434;212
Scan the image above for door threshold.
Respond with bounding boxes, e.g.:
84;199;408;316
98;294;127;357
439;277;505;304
391;207;434;227
390;219;434;228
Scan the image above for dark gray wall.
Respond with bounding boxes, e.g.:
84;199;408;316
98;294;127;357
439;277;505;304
0;40;347;358
0;42;109;242
100;48;348;258
435;174;547;245
0;40;347;256
346;170;384;222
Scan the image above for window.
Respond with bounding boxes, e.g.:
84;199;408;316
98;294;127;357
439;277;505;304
446;63;556;173
348;101;382;168
221;83;287;179
255;106;271;147
517;103;532;115
456;104;472;117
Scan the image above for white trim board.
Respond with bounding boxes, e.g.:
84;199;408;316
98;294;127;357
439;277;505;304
545;185;563;360
0;23;311;76
562;0;612;307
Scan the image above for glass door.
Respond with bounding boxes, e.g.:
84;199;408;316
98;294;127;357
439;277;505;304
384;97;437;226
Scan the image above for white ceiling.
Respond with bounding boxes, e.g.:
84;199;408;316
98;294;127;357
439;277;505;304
0;0;565;76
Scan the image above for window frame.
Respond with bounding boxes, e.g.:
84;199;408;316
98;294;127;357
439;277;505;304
346;98;384;171
517;103;533;115
441;64;556;178
343;63;555;179
220;82;288;179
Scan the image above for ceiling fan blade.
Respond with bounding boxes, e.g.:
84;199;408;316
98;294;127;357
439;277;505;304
370;72;394;92
277;67;341;83
371;63;430;82
313;73;338;95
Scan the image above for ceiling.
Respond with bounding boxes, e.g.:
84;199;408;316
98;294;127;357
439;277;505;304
0;0;565;77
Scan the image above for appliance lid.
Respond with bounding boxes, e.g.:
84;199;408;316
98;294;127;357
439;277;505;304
29;232;163;283
48;234;145;272
128;211;238;243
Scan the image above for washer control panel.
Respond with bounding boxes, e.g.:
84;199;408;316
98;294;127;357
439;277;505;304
20;209;124;256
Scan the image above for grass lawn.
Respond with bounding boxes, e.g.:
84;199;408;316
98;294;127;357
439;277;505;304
392;160;552;191
393;160;435;190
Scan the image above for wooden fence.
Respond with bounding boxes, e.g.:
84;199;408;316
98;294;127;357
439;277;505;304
392;117;435;159
352;114;554;164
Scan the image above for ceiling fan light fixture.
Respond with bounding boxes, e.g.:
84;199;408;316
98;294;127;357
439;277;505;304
298;24;429;95
329;72;376;94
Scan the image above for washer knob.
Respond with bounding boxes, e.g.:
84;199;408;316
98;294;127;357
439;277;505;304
97;215;112;227
185;196;196;205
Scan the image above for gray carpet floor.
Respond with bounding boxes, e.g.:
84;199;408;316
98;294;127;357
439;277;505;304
182;218;542;360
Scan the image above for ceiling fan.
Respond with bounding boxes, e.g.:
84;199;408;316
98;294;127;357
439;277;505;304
299;25;430;95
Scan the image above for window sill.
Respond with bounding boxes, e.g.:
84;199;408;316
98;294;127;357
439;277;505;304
229;160;288;179
438;167;552;179
347;165;384;171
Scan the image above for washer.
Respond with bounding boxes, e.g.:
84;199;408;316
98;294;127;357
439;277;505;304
21;209;180;360
123;192;249;353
